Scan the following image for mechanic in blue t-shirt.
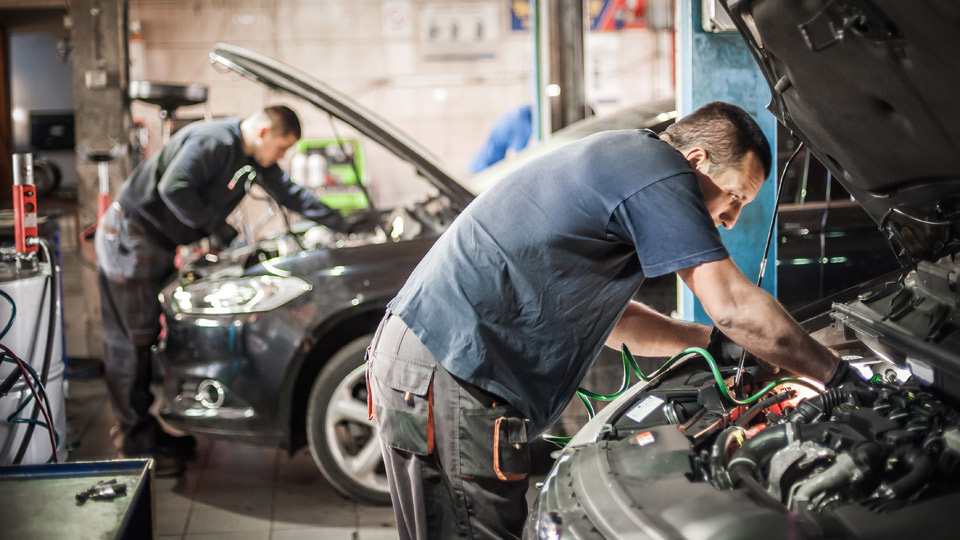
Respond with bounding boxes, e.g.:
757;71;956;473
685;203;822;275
368;102;843;539
467;105;533;173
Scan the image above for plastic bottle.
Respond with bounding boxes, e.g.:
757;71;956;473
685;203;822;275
307;153;327;189
290;153;307;186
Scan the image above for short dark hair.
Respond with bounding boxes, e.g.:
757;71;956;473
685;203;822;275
263;105;301;139
661;101;772;178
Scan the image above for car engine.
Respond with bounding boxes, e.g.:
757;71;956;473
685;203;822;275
530;259;960;539
701;368;960;532
177;194;459;282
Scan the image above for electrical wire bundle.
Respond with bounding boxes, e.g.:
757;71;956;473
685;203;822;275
0;344;59;463
0;237;62;464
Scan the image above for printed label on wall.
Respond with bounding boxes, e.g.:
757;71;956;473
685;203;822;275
383;1;413;38
420;3;499;61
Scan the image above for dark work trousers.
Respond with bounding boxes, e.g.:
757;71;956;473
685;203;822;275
95;203;176;455
367;311;532;540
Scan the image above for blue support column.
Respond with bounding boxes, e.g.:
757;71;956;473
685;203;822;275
676;0;779;324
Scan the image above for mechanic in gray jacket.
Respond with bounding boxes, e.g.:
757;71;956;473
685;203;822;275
96;105;358;476
369;102;852;539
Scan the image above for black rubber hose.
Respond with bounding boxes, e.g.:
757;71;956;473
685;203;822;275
881;448;935;500
13;239;59;464
728;465;789;510
787;387;846;423
786;383;877;424
727;423;835;484
710;392;799;489
710;426;746;489
735;391;796;428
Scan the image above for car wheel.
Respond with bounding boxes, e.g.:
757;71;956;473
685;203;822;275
306;334;391;505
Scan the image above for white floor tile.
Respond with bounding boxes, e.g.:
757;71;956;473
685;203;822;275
66;366;399;540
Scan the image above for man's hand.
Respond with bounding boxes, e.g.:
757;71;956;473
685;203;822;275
825;359;864;388
705;327;744;367
345;210;380;234
210;221;239;251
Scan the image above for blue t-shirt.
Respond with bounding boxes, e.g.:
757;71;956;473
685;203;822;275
467;105;533;173
389;129;727;435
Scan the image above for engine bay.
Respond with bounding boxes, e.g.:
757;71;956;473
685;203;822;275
177;193;458;284
535;256;960;539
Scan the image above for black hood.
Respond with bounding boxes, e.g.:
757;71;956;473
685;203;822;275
208;43;474;210
723;0;960;267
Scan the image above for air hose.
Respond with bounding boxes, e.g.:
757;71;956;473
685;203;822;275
582;345;820;407
543;346;822;447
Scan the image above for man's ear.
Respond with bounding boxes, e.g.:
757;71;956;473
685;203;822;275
684;147;708;169
257;125;272;140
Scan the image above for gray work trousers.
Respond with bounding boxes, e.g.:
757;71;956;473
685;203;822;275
367;312;532;540
95;203;176;455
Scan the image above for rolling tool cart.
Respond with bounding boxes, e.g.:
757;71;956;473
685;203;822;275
0;459;154;539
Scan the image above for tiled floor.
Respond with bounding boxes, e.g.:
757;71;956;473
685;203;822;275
54;211;549;539
45;210;398;538
64;375;400;540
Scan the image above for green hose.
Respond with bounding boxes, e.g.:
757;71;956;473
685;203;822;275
542;345;824;448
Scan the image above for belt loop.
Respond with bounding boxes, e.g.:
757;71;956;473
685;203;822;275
370;309;391;352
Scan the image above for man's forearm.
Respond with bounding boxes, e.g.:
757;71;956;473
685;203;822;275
606;301;711;357
714;287;837;381
261;174;349;233
678;257;839;382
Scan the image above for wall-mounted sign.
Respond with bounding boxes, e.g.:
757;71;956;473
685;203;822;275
510;0;652;32
382;1;414;38
420;3;499;61
589;0;648;31
507;0;656;31
509;0;531;31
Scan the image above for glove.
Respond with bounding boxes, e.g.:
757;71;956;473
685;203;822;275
825;359;863;388
209;221;239;251
345;211;380;234
706;327;745;367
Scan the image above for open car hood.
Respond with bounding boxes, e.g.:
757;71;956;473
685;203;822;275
209;43;474;210
722;0;960;267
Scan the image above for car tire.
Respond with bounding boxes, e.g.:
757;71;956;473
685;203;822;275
306;334;391;505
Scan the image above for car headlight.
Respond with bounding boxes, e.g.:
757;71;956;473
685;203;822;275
169;275;312;315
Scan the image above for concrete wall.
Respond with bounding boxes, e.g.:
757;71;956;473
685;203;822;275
129;0;532;183
128;0;673;185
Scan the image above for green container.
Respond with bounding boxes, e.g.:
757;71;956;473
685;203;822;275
294;138;369;214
